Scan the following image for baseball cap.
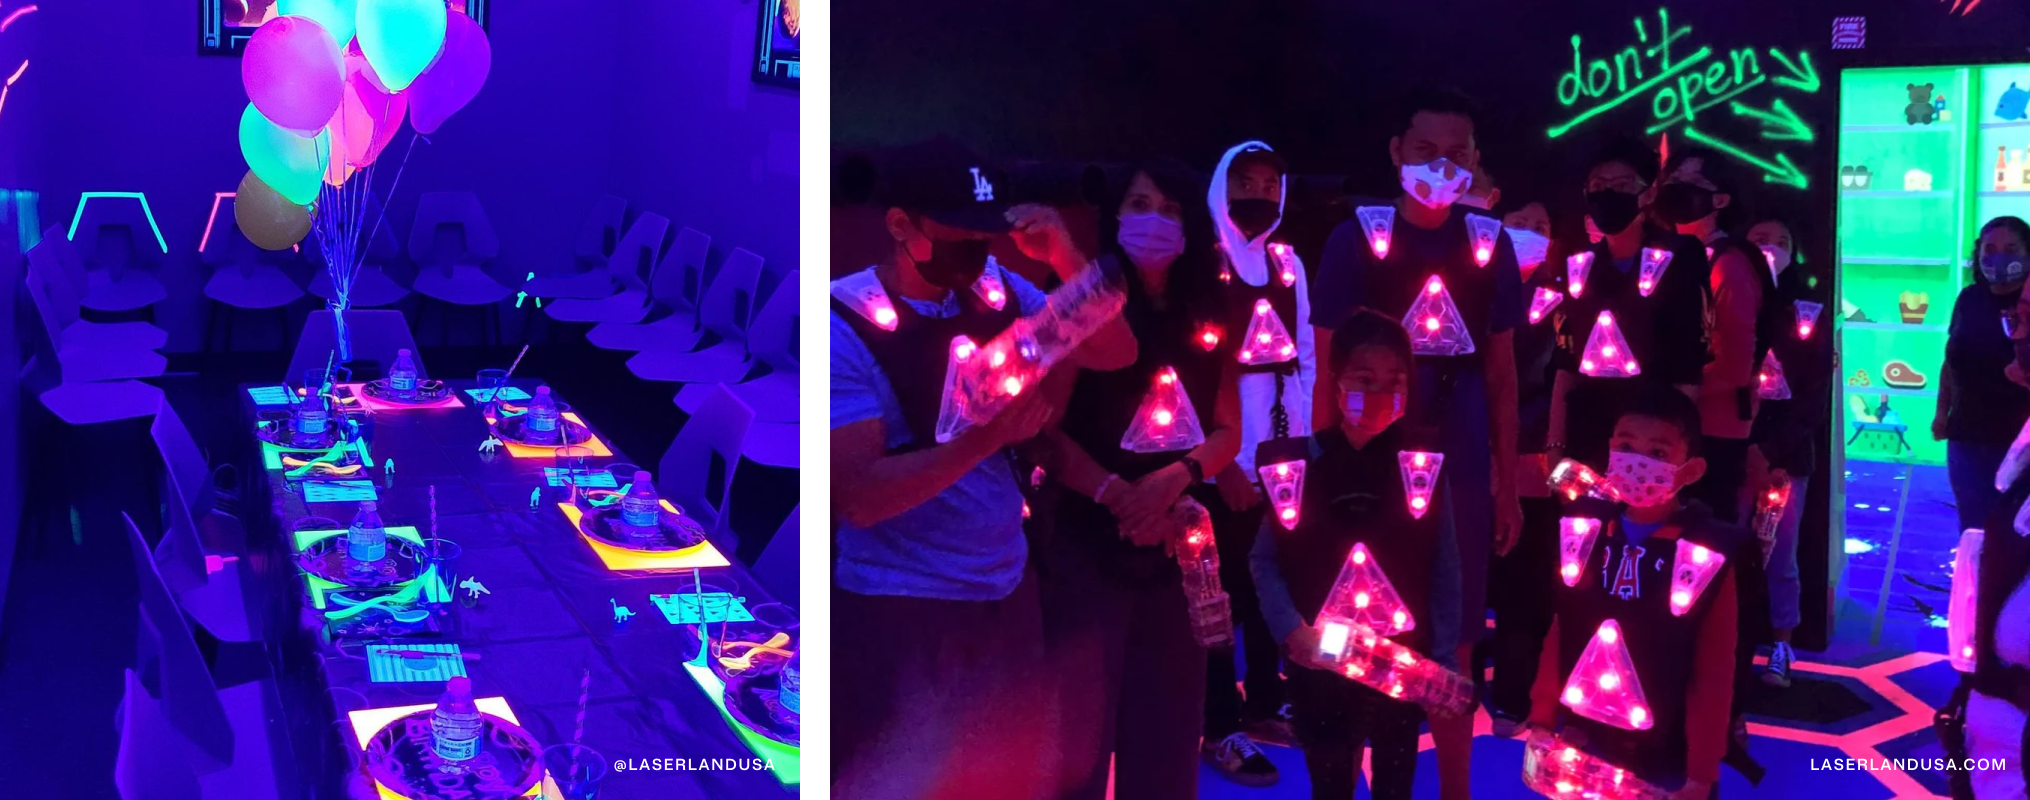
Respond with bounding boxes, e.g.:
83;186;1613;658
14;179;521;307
1230;146;1287;177
875;137;1013;234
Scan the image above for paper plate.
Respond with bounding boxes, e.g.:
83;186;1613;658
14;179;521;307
492;413;596;448
362;710;544;800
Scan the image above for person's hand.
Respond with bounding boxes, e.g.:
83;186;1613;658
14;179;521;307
2010;362;2030;390
1494;491;1523;557
1932;415;1950;442
1667;779;1713;800
1284;626;1326;670
980;387;1054;448
1769;467;1790;486
1096;475;1134;512
1007;203;1080;274
1114;464;1192;546
1215;463;1263;511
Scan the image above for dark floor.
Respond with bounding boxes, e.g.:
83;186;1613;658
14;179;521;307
0;329;799;799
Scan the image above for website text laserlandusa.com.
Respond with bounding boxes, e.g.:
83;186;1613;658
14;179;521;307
1810;758;2009;772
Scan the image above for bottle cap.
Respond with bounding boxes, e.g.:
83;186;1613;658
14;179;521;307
360;500;378;511
445;676;472;699
398;348;411;356
536;386;552;396
634;470;653;485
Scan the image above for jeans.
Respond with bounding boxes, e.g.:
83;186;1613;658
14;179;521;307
1203;500;1285;738
1950;440;2011;532
1764;479;1808;631
1692;436;1752;524
1288;664;1424;800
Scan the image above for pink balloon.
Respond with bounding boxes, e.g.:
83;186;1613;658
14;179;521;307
242;16;346;136
328;49;407;168
406;11;489;135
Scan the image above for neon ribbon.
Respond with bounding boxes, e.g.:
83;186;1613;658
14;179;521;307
324;566;435;621
718;632;795;673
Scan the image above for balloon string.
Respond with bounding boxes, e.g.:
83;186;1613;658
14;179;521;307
358;132;426;271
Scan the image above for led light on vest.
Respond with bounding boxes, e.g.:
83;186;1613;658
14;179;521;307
1751;475;1792;568
1637;247;1673;297
933;335;982;443
1561;619;1653;731
1567;252;1595;298
1668;539;1727;616
1259;458;1306;529
1528;285;1564;325
1239;298;1297;364
1559;517;1602;587
1399;451;1444;519
1271;243;1298;287
831;270;901;331
1401;275;1475;356
1121;367;1207;453
1317;542;1416;637
1198;324;1223;351
972;268;1008;310
1757;350;1792;400
1795;300;1824;339
1579;311;1642;377
1357;205;1395;258
1466;213;1503;267
1948;527;1983;672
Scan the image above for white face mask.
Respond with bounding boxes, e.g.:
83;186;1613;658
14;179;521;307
1606;450;1684;508
1507;228;1551;270
1759;244;1791;282
1400;158;1472;210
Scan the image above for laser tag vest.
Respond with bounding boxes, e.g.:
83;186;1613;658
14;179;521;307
1260;425;1445;655
831;261;1024;451
1548;499;1737;783
1551;229;1706;385
1345;202;1500;370
1709;234;1787;421
1752;264;1830;475
1220;241;1304;377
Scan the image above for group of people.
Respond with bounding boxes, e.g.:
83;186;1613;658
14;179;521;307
830;87;2030;800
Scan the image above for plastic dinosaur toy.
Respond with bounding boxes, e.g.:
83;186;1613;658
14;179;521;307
611;598;636;624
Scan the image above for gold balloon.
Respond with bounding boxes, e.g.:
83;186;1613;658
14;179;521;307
235;171;314;250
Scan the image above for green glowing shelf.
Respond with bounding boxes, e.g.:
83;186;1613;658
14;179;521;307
1843;386;1938;398
1840;191;1951;199
1842;124;1954;133
1843;322;1945;333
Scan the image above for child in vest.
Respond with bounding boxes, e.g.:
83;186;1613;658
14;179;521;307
1526;386;1742;800
1250;309;1463;800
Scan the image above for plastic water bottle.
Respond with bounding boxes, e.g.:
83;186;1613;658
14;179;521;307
346;501;387;566
431;676;483;770
620;471;661;539
388;349;420;401
780;652;801;715
527;386;561;443
292;391;329;443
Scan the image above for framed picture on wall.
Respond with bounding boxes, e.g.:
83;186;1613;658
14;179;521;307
199;0;490;56
753;0;799;87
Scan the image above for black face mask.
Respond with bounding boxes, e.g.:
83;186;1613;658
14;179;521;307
1652;182;1716;225
911;237;993;290
1584;189;1643;235
1228;198;1282;240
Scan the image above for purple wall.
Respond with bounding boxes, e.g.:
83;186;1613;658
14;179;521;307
605;0;800;288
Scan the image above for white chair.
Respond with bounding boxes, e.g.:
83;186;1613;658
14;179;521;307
284;309;428;382
152;398;258;642
24;230;168;352
657;385;755;542
409;191;509;344
587;226;711;352
543;211;671;322
122;512;236;772
72;200;171;313
521;193;627;300
22;237;167;425
626;247;765;383
677;269;798;424
202;199;306;350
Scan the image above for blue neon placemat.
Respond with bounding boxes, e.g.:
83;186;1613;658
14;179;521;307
248;385;294;406
303;480;378;503
543;468;618;488
651;592;754;624
367;643;468;683
465;386;533;403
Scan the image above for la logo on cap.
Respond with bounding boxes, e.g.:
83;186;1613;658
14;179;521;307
970;167;994;202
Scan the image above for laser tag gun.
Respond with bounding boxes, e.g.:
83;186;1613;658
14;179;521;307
1548;458;1623;504
1948;527;1983;673
1521;728;1670;800
1173;497;1234;649
935;259;1127;442
1750;475;1793;568
1313;618;1476;717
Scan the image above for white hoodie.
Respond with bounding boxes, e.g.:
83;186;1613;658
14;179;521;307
1208;141;1316;475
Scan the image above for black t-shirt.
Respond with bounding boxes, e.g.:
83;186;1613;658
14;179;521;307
1945;282;2030;446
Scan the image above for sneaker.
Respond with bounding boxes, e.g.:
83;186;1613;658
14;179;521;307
1491;712;1526;739
1202;732;1280;787
1762;642;1796;688
1243;704;1298;748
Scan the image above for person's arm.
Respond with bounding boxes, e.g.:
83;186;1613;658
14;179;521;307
1313;325;1340;432
1666;244;1711;396
1488;329;1522;553
1528;614;1564;728
1292;256;1319;433
1705;253;1760;389
1308;224;1361;432
1682;568;1740;790
1007;204;1138;372
1936;346;1956;441
1250;516;1306;645
1548;369;1576;465
833;400;1050;528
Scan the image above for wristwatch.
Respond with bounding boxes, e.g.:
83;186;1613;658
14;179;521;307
1181;456;1206;483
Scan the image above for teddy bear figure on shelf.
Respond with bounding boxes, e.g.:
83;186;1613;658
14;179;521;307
1907;83;1938;125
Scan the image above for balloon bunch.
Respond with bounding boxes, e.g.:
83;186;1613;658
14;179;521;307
235;0;489;354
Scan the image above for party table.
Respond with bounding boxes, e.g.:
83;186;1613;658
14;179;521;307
237;380;800;799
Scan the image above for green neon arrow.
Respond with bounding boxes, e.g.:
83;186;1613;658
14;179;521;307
1730;98;1814;142
1682;127;1807;189
1766;48;1820;93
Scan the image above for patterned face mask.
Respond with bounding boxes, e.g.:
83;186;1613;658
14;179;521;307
1606;450;1684;508
1400;158;1472;210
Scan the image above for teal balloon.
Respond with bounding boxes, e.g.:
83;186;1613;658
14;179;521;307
355;0;446;92
278;0;359;49
238;104;329;206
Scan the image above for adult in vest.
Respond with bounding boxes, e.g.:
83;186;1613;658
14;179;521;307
1938;216;2030;533
831;138;1137;799
1966;306;2030;800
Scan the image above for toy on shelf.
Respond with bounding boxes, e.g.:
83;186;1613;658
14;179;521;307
1899;292;1930;324
1998;82;2030;122
1846;394;1912;454
1839;166;1873;191
1883;360;1929;389
1905;82;1937;125
1905;169;1934;192
1843;297;1871;323
1849;369;1872;387
1937;93;1952;123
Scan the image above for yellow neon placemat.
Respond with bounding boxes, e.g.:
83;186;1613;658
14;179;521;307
679;658;801;786
292;526;449;609
484;412;614;458
347;696;556;800
557;503;731;571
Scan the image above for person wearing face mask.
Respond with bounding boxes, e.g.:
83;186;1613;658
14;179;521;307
1963;301;2030;800
1546;137;1710;476
1309;94;1524;788
1034;160;1263;796
1248;310;1464;800
1653;149;1781;525
831;138;1138;799
1527;387;1743;800
1937;216;2030;533
1740;217;1830;690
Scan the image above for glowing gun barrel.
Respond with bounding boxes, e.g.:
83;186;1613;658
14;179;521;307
1521;729;1670;800
1751;475;1792;568
1548;458;1622;503
948;261;1126;431
1174;497;1233;648
1315;620;1474;717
